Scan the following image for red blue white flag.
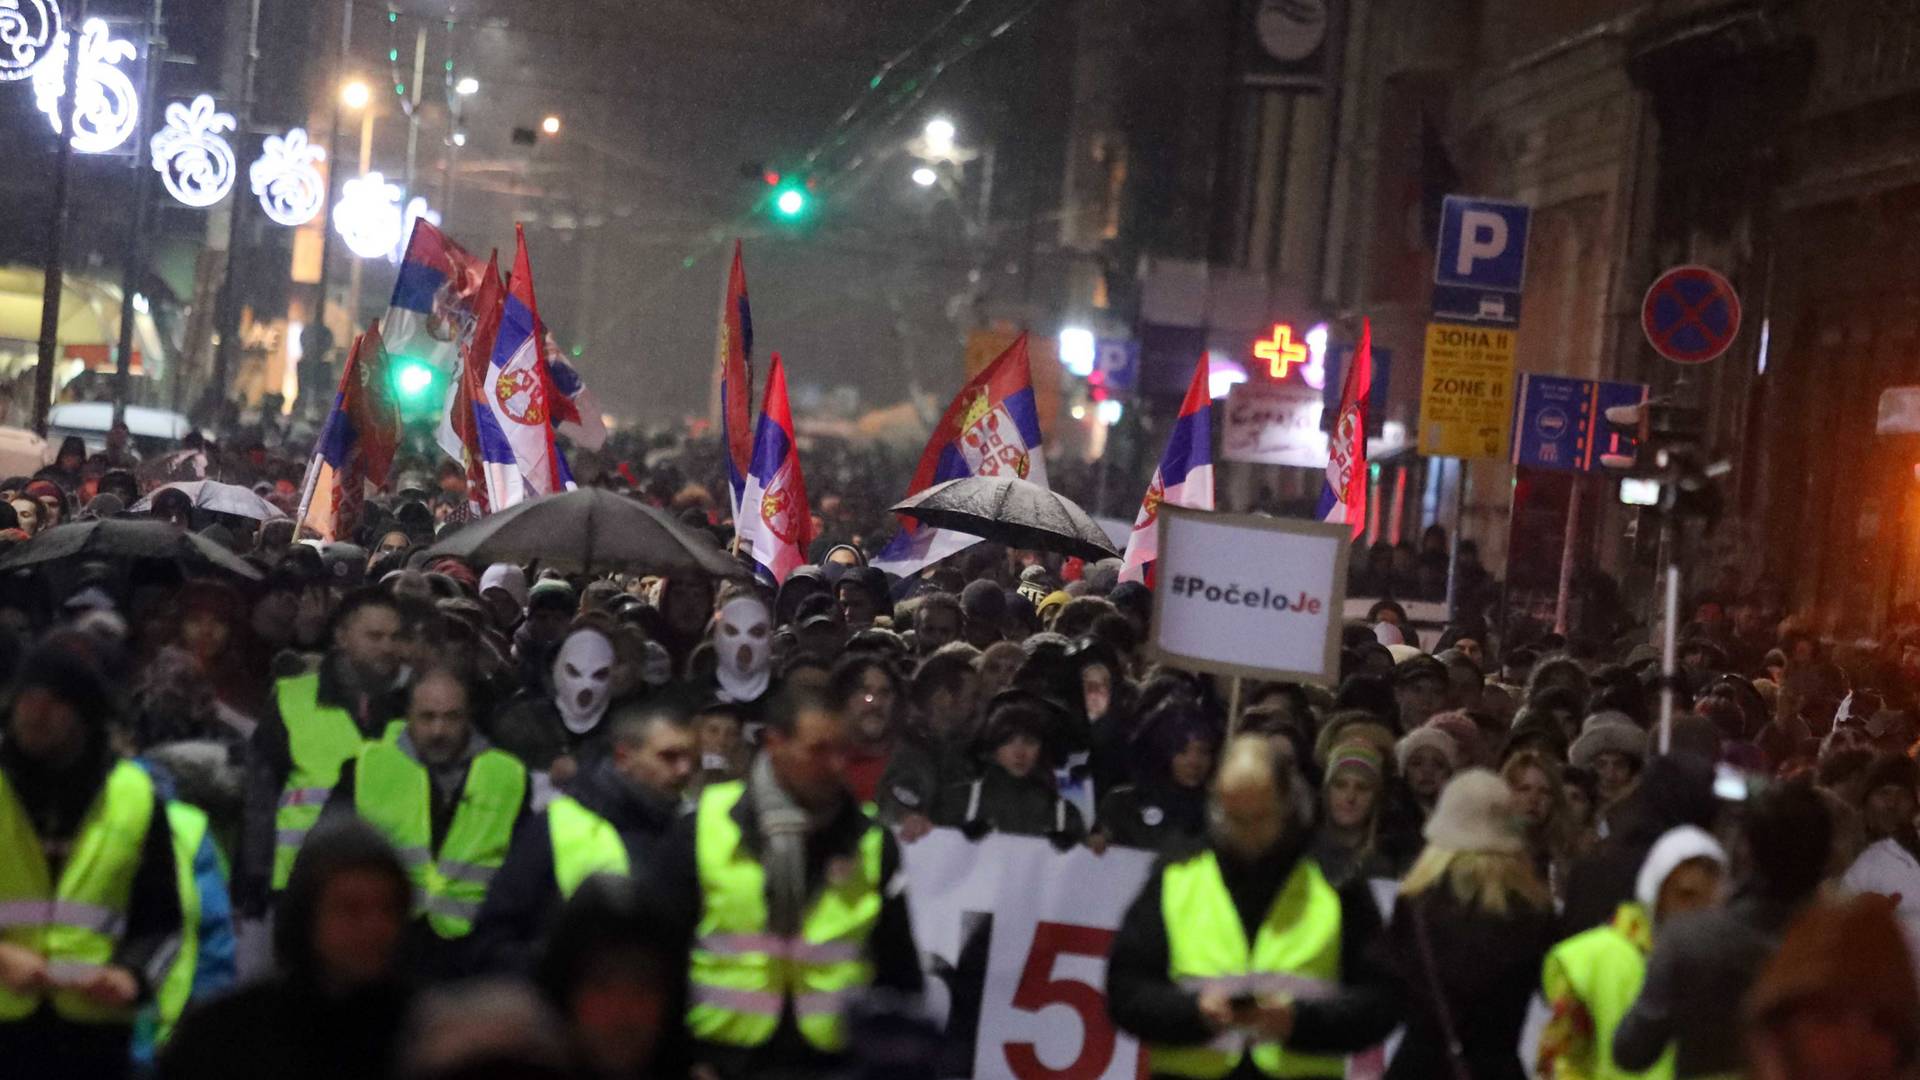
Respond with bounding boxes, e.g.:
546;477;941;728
872;332;1049;578
716;240;754;518
736;352;814;583
1317;319;1371;538
297;324;400;540
1120;355;1213;585
386;218;488;375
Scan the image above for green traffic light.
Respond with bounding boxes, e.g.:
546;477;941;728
392;358;438;404
774;187;807;218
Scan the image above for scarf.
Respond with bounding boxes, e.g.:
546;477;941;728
749;752;815;937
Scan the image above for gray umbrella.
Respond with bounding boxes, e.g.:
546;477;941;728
0;518;262;579
426;487;747;577
129;480;286;521
890;476;1120;562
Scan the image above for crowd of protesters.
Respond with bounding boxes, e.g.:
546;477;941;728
0;420;1917;1080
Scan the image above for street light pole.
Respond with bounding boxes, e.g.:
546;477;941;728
345;107;375;327
114;0;166;428
206;0;262;428
32;0;91;437
305;0;353;417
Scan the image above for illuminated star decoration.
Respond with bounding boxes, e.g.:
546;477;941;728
0;0;61;82
1255;323;1308;379
249;127;327;226
389;196;440;263
31;18;138;154
150;94;237;207
333;171;405;259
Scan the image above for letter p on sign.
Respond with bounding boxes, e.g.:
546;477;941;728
1455;211;1508;276
1435;195;1530;294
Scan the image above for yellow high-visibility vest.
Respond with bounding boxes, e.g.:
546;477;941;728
352;739;526;939
153;800;211;1045
272;671;377;890
0;760;158;1024
685;781;882;1054
1149;850;1345;1079
547;796;629;898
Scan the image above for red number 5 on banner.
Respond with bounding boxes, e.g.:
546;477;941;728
1003;921;1145;1080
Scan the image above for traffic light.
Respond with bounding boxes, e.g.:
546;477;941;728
390;356;443;416
774;186;808;218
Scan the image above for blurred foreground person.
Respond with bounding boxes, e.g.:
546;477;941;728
0;643;182;1080
1537;825;1729;1080
655;686;922;1080
1106;734;1396;1080
1614;780;1833;1078
1381;770;1556;1080
161;819;414;1080
401;979;569;1080
539;875;679;1080
1746;895;1920;1080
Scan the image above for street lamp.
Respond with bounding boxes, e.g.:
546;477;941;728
455;76;479;96
541;114;561;135
911;165;937;188
924;117;956;156
341;79;371;110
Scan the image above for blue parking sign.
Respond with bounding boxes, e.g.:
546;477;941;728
1435;196;1531;291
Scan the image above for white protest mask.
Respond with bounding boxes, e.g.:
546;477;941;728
715;595;772;703
553;629;616;734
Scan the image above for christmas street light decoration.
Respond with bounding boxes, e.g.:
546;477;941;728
150;94;237;207
31;18;138;154
249;127;326;226
0;0;62;82
333;171;404;259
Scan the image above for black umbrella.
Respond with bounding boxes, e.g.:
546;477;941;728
890;477;1120;562
426;488;747;577
0;518;262;580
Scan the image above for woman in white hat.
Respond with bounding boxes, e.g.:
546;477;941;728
1379;770;1557;1080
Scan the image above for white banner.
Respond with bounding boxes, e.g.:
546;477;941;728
902;828;1158;1080
1222;381;1329;467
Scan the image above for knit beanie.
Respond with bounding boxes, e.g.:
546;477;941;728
1326;741;1384;782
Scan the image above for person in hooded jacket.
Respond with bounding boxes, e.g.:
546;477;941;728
1535;824;1729;1080
656;590;779;729
1095;700;1218;855
0;639;183;1080
879;650;980;839
932;691;1087;848
159;818;415;1080
538;874;683;1080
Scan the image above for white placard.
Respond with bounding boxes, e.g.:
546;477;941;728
903;829;1157;1080
1222;381;1329;467
1148;507;1348;683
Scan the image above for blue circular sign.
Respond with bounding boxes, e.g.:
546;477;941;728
1535;407;1569;439
1643;265;1740;364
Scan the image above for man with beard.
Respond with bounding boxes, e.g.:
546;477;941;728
321;663;533;977
1107;735;1397;1080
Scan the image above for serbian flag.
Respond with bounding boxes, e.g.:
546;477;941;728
736;353;814;583
447;253;521;514
1120;356;1213;585
543;332;607;451
1316;319;1372;537
872;332;1049;578
715;240;754;518
471;224;569;503
388;219;488;376
296;325;400;540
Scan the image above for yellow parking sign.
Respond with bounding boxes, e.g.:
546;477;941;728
1417;322;1517;458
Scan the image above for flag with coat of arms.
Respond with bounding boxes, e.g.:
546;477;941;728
872;332;1049;579
736;352;814;583
387;219;489;375
1317;318;1372;538
1120;355;1213;585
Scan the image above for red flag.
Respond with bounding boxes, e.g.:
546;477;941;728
716;240;754;515
450;253;506;514
1317;319;1371;538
